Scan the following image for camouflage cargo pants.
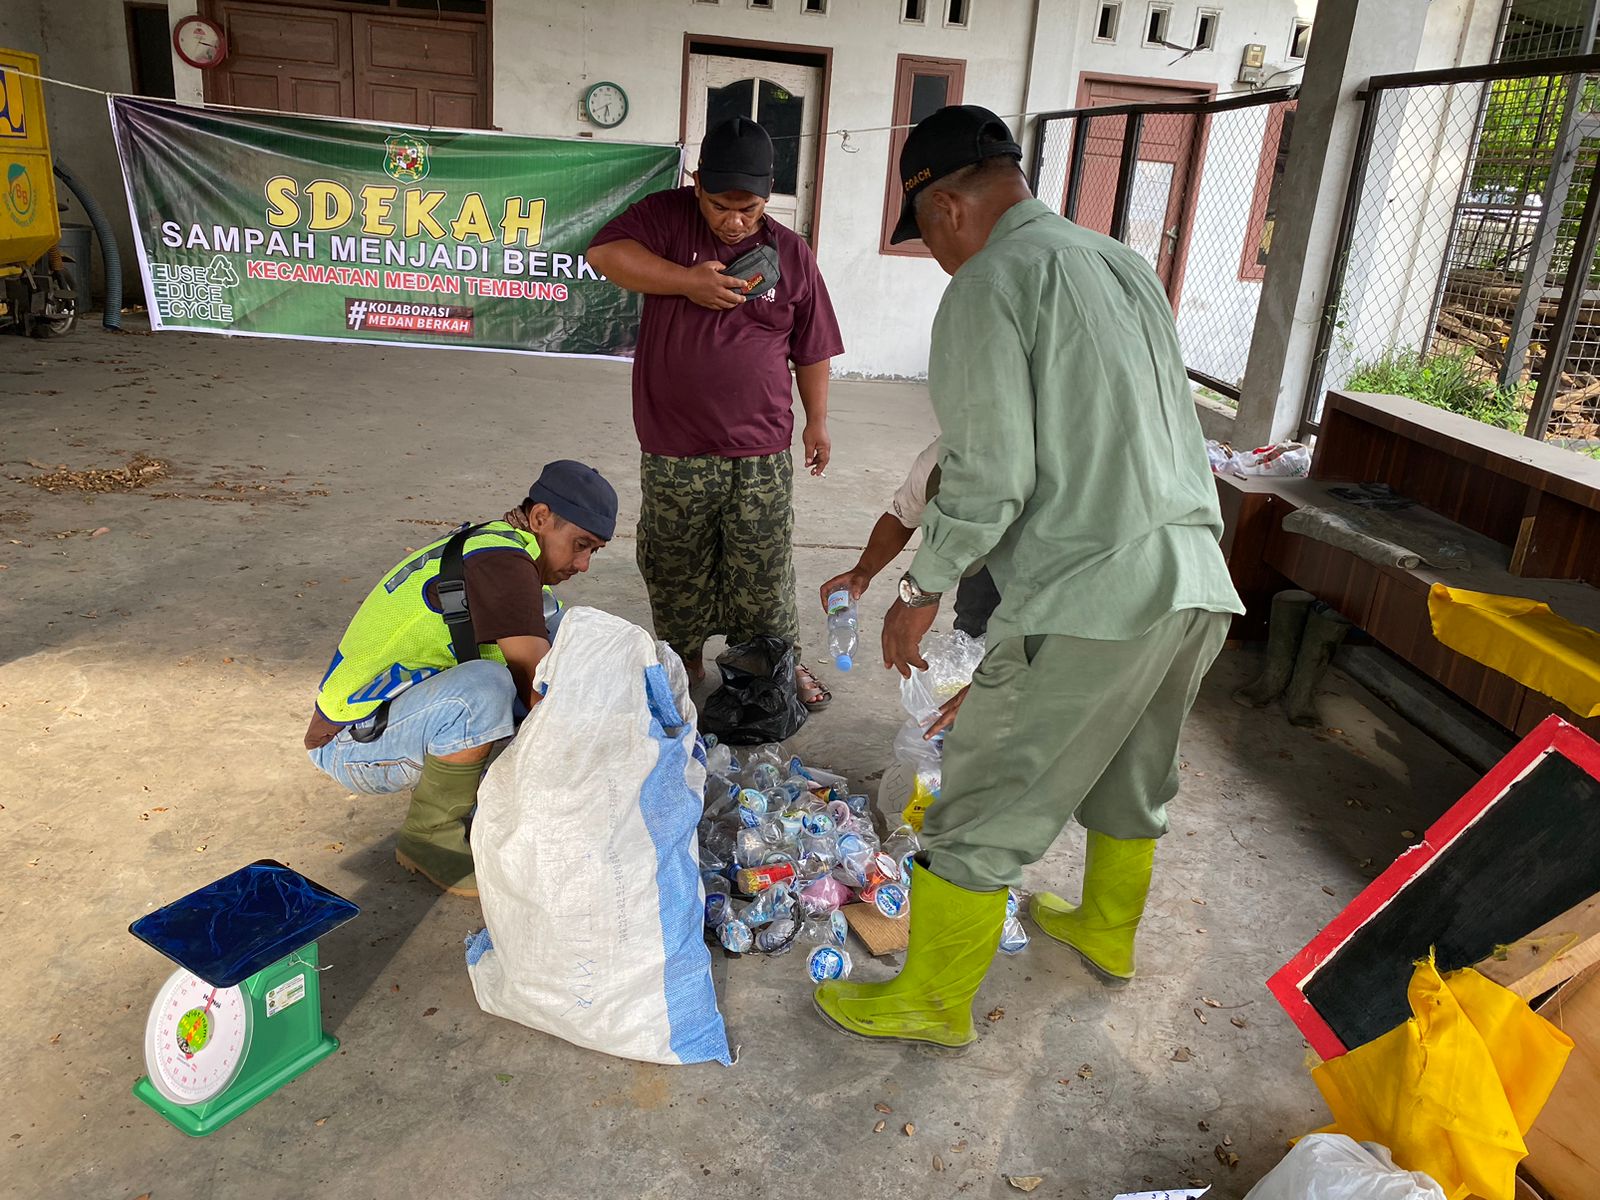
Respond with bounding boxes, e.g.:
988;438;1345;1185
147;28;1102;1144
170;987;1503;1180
637;451;799;664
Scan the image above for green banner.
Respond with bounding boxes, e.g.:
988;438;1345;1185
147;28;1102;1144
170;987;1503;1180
110;97;680;358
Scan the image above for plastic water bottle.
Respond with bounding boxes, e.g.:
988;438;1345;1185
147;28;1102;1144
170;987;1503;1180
825;589;859;671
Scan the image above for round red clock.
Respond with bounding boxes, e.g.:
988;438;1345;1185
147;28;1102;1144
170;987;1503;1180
173;15;229;70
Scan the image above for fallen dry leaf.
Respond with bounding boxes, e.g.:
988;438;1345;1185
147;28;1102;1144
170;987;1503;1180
1321;885;1336;897
1231;1016;1248;1029
1191;897;1207;905
1193;1007;1207;1024
48;1033;60;1045
315;1117;328;1127
1172;1046;1193;1062
1198;1119;1210;1132
951;1139;969;1152
1202;997;1222;1008
933;1154;945;1172
875;1102;892;1114
423;1007;438;1017
986;1007;1005;1022
90;527;110;538
1006;1176;1045;1193
873;1120;886;1134
1076;1064;1093;1079
1215;1145;1240;1169
903;1123;916;1136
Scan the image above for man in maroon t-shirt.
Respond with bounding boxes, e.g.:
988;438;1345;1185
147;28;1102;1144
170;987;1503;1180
588;117;845;708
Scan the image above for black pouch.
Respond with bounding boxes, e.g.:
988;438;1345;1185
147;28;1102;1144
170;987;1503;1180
699;635;808;745
724;244;780;299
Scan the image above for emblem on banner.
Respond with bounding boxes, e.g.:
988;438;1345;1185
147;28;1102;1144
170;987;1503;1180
383;134;430;183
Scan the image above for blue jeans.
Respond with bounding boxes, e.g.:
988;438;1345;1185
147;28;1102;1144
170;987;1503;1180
308;660;517;795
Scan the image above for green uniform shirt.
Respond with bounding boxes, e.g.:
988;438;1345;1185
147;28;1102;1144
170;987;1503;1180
909;198;1243;645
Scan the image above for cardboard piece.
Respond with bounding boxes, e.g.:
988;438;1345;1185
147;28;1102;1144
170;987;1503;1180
843;902;908;956
1474;895;1600;1001
1523;964;1600;1200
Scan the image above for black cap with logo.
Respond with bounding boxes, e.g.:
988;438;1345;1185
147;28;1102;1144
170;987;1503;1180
698;117;775;199
890;105;1023;244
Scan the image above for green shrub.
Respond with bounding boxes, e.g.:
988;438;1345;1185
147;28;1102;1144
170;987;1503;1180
1345;349;1531;432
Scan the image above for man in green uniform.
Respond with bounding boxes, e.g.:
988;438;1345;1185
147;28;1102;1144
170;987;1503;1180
305;461;618;898
814;107;1243;1047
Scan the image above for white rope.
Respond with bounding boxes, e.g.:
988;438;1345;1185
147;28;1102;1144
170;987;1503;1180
9;63;1296;148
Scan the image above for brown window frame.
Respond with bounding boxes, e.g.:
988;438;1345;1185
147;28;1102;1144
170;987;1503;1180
1239;100;1296;282
880;54;966;257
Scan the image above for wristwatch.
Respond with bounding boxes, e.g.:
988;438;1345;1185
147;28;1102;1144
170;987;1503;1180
898;572;942;608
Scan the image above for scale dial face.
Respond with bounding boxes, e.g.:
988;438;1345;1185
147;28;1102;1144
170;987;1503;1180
144;968;253;1106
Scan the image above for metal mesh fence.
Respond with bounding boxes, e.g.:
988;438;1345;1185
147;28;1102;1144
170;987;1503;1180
1308;66;1600;444
1029;89;1297;399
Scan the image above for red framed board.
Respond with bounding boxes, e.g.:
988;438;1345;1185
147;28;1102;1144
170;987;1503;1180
1268;715;1600;1061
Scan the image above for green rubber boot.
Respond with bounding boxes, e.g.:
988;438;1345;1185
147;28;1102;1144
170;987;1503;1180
395;755;486;898
813;866;1008;1049
1030;832;1155;985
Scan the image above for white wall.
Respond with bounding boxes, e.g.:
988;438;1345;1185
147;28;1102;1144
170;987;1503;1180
492;0;1036;379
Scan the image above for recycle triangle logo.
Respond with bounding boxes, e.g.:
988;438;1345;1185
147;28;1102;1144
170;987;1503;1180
208;255;240;288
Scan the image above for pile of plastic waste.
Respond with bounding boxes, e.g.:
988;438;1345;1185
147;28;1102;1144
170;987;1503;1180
697;730;1030;982
696;739;920;983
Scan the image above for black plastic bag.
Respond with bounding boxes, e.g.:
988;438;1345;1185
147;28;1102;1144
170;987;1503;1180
699;636;808;746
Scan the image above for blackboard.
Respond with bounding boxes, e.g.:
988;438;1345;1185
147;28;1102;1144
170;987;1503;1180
1270;717;1600;1058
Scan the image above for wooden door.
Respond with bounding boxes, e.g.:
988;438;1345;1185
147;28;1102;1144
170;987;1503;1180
207;0;353;117
205;1;489;128
684;54;822;240
1074;76;1212;303
353;13;488;128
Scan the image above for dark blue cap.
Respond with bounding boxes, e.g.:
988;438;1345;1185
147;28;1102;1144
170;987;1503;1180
527;460;618;540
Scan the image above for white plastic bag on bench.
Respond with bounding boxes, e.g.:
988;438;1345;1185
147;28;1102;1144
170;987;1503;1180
465;606;731;1066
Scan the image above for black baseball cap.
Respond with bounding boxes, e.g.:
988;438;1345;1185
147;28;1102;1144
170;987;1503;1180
891;105;1022;244
698;117;775;198
527;460;618;541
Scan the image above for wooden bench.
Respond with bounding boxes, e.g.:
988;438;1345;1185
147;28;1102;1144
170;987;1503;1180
1219;390;1600;739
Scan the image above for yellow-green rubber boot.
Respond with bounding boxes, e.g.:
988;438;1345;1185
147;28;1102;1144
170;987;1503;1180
395;755;486;898
814;866;1008;1049
1030;832;1155;985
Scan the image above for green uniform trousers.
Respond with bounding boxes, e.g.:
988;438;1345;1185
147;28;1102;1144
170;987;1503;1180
637;451;799;663
921;607;1231;892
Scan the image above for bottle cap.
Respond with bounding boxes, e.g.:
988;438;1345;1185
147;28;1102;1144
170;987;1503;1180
835;654;853;671
874;882;910;919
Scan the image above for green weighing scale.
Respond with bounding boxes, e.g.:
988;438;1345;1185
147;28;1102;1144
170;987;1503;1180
129;859;360;1136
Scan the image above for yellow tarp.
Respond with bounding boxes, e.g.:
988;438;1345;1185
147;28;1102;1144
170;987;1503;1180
1428;584;1600;718
1312;959;1573;1200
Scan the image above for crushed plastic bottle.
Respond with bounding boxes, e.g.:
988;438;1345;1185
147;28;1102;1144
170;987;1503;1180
719;918;753;954
999;889;1030;954
755;918;799;956
824;590;859;671
806;944;853;982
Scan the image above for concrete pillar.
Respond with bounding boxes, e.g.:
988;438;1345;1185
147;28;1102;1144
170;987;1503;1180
1232;1;1434;446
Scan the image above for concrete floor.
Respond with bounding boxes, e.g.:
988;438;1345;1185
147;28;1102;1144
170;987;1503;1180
1;322;1479;1200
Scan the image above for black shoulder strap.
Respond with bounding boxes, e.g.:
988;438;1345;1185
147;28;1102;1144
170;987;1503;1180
437;523;485;664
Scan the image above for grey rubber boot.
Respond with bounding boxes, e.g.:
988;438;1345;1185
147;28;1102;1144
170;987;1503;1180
1283;602;1354;728
395;755;487;898
1233;589;1316;708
